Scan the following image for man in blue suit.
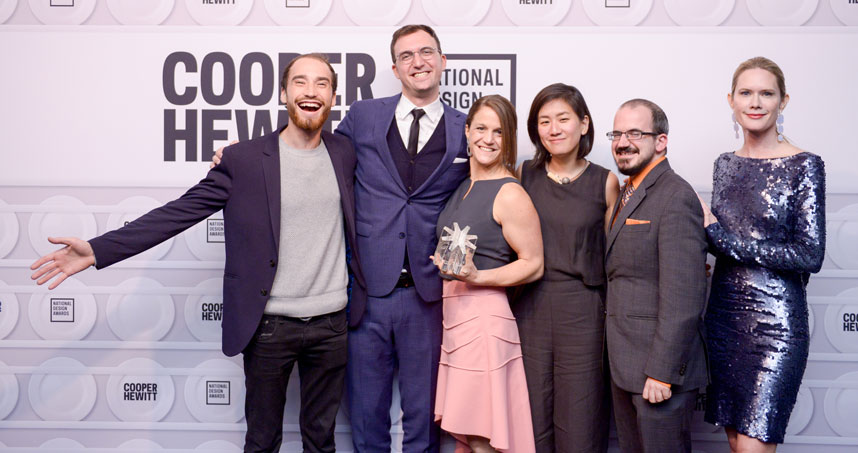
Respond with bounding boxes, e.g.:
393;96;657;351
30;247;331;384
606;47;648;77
335;25;469;453
30;54;365;453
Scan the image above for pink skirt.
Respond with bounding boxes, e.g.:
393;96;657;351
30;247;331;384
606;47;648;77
434;280;535;453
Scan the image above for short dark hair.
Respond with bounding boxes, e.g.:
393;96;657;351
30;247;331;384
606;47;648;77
390;24;442;63
526;83;594;169
280;53;338;94
620;98;669;135
466;95;518;175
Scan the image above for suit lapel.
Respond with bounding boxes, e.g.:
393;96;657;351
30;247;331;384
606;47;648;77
262;131;282;251
605;159;671;256
322;131;350;221
413;104;465;196
374;95;407;193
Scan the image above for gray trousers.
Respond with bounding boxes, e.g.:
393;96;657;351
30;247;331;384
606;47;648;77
610;379;698;453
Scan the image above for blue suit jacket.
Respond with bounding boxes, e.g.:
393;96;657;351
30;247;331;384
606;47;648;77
336;94;468;325
89;129;366;357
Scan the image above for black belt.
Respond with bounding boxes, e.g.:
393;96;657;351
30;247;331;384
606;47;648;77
262;309;344;323
395;272;415;288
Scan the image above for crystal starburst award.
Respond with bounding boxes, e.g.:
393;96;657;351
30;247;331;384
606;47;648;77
434;222;478;275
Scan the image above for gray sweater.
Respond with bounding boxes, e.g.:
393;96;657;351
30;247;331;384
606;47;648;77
264;138;348;317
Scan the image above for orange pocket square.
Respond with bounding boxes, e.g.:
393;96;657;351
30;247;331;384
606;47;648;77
625;218;651;225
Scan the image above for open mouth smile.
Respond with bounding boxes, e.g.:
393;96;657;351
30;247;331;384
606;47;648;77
297;101;322;112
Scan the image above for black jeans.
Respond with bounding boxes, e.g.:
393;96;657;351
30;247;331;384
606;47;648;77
242;309;348;453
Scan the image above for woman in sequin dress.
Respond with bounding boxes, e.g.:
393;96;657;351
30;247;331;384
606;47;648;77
699;57;826;452
432;95;543;453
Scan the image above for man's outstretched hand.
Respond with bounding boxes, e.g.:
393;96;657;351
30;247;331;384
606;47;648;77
30;237;96;290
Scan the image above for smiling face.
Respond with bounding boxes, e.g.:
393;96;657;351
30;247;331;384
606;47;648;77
466;106;504;170
611;105;667;176
280;56;335;132
536;99;589;160
391;30;446;105
729;67;789;137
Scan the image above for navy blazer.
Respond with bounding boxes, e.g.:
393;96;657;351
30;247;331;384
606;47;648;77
90;128;366;357
336;94;468;325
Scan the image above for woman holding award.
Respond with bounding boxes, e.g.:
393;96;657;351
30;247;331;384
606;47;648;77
431;94;543;453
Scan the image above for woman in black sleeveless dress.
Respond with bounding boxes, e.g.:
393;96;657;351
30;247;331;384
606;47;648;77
432;95;543;453
513;84;620;453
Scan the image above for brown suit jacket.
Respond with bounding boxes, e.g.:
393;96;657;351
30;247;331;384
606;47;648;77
605;158;708;393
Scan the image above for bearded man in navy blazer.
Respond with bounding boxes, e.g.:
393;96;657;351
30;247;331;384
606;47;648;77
30;54;366;453
335;25;469;453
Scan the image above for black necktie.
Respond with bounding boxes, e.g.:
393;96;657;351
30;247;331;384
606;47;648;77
407;108;426;157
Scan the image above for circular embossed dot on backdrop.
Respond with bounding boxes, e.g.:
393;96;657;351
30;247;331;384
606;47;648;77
281;441;304;453
106;0;174;25
746;0;820;26
184;358;245;423
106;358;175;422
823;287;858;353
118;439;164;450
28;277;96;341
106;277;175;341
831;0;858;25
28;357;97;421
28;195;97;258
500;0;572;26
824;370;858;437
581;0;653;26
185;0;252;25
40;438;86;449
342;0;411;26
0;0;17;24
422;0;491;26
827;203;858;270
263;0;333;25
663;0;735;26
196;440;242;451
0;199;19;259
106;196;174;261
186;211;227;262
0;281;20;340
28;0;95;25
809;303;816;338
0;360;20;420
185;278;224;342
785;386;813;435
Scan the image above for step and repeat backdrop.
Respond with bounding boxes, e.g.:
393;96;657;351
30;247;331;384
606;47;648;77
1;1;857;452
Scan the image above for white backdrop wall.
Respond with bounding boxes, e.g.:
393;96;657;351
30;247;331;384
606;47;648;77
1;1;857;452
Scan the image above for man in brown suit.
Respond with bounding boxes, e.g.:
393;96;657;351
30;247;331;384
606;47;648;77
604;99;708;452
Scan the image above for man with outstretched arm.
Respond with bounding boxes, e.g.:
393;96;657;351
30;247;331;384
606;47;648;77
30;53;365;453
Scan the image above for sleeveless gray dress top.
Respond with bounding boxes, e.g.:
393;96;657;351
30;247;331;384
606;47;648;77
436;177;519;273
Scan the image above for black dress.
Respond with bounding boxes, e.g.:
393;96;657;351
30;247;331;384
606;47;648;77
513;161;611;453
704;151;826;443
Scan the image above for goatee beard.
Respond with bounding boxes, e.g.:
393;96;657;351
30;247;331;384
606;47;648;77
287;106;331;132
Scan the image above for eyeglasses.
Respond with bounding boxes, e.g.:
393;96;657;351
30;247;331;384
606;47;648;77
396;47;441;64
606;130;659;141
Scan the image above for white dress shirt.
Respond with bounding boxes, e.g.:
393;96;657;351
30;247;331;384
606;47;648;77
394;95;444;154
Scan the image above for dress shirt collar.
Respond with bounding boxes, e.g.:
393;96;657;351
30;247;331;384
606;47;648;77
395;95;444;124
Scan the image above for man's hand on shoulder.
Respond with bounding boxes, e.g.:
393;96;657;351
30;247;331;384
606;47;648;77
209;140;238;169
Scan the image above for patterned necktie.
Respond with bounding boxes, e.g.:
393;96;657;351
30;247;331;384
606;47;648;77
619;182;636;212
407;108;426;157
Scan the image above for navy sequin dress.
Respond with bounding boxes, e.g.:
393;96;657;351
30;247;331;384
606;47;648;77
704;151;825;443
